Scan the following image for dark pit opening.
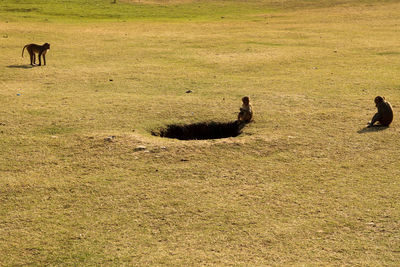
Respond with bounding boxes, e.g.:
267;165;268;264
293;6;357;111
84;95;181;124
152;121;246;140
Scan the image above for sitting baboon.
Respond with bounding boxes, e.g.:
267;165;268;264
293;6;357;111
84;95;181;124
22;43;50;66
237;96;253;123
367;96;393;127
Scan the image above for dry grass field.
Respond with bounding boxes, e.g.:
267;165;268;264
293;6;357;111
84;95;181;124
1;0;400;265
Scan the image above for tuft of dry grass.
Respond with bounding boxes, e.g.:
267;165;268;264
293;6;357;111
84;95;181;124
1;0;400;265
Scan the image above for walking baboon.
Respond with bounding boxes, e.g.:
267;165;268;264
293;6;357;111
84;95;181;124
367;96;393;127
22;43;50;66
238;96;253;123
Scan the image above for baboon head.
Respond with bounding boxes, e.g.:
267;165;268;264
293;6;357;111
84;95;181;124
242;96;250;105
44;43;50;50
374;96;384;106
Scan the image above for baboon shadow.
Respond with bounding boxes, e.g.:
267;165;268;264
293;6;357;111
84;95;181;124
7;65;34;69
357;125;389;134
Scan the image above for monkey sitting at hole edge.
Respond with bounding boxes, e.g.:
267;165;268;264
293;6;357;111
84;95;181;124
237;96;253;123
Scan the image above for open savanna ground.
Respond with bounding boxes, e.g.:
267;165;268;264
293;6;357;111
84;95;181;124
1;0;399;265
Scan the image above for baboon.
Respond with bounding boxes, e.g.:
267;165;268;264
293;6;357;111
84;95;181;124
367;96;393;127
22;43;50;66
237;96;253;123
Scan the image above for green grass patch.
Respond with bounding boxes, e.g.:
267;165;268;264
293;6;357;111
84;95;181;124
377;51;400;56
38;125;75;135
0;0;276;22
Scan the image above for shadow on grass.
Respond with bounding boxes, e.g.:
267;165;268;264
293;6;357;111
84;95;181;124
357;125;389;134
7;65;34;69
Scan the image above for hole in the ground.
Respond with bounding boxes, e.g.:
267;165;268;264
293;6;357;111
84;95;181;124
152;121;247;140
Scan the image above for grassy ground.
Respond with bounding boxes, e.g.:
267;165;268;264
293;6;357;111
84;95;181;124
1;0;400;265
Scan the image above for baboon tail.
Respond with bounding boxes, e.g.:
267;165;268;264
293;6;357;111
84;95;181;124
22;45;27;57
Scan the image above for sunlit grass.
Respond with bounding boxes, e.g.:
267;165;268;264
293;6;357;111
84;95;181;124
0;0;399;265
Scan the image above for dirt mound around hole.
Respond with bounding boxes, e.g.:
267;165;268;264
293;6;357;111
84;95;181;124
152;121;246;140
